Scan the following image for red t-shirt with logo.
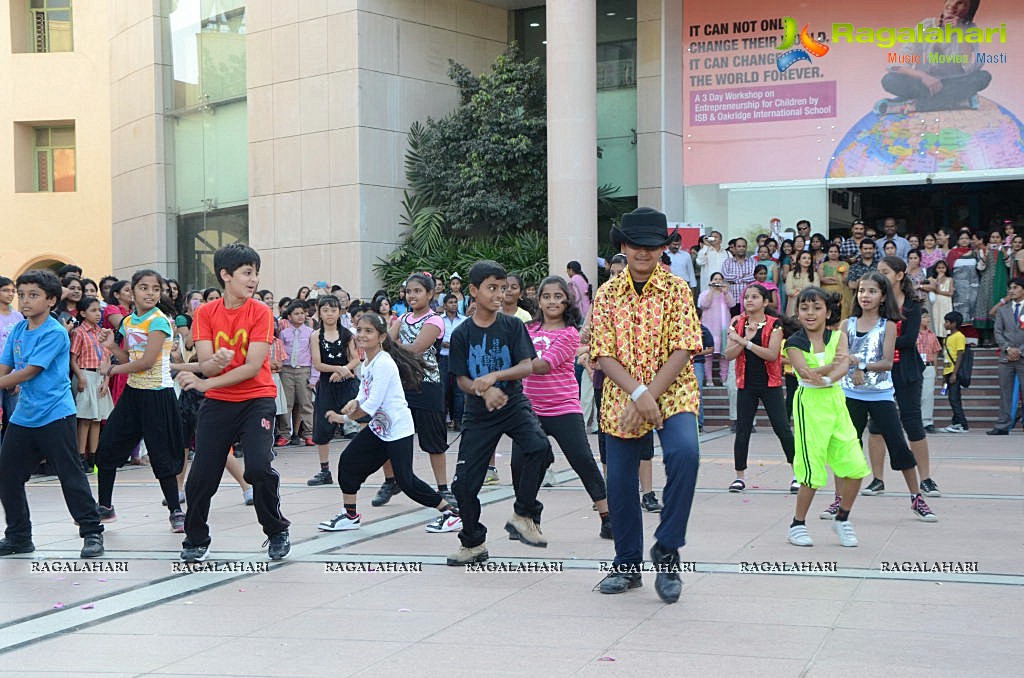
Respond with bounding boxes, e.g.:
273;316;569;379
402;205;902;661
192;298;276;402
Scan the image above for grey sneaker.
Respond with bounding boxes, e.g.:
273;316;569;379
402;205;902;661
484;467;500;486
860;478;885;496
919;478;941;497
306;469;333;487
446;543;488;566
265;530;290;560
596;569;642;594
180;543;209;562
169;510;185;533
371;479;401;506
242;487;254;506
641;491;662;512
504;513;547;547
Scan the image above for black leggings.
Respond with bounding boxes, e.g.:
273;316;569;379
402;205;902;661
846;398;916;471
337;429;443;508
734;385;795;471
867;369;926;442
514;412;607;502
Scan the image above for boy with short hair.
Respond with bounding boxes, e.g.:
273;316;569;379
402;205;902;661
0;270;104;558
447;260;553;565
940;312;969;433
177;244;291;562
278;301;316;448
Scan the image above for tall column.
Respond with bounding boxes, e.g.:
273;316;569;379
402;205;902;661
546;1;597;286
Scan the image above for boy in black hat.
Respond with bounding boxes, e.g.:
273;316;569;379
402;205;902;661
590;207;702;603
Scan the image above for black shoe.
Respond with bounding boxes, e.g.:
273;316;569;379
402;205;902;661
861;478;885;496
371;479;402;506
986;428;1008;436
650;542;683;604
306;469;333;486
599;515;613;540
729;422;737;433
439;489;458;510
919;477;941;497
596;569;642;594
452;420;461;432
80;533;104;559
641;491;662;513
924;425;936;434
289;436;302;446
266;530;290;560
180;543;209;562
0;538;35;556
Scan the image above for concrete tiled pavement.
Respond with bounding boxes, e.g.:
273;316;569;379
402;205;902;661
0;427;1021;676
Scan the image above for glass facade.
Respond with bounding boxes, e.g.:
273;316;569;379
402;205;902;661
165;0;248;290
514;1;638;199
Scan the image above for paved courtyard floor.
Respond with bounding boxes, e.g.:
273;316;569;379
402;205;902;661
0;426;1021;676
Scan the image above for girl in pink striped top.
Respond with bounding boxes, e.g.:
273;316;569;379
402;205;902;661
522;276;611;539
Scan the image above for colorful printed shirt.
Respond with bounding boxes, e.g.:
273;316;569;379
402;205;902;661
122;307;174;390
590;264;702;438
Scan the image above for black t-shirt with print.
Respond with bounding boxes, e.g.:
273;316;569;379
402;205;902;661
449;313;536;417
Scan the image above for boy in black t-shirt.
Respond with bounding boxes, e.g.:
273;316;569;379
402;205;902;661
447;260;553;565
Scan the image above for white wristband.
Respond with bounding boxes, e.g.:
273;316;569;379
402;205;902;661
821;376;832;386
630;385;648;402
745;340;754;350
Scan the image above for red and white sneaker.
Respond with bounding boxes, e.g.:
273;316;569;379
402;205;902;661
425;511;462;533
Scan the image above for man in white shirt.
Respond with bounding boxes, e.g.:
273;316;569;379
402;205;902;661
664;233;697;291
440;294;467;430
696;230;729;292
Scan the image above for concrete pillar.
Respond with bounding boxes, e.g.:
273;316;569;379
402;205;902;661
546;0;597;286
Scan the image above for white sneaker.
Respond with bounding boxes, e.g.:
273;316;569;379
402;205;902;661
940;424;965;433
425;511;462;533
242;487;253;506
484;468;500;486
318;512;361;531
833;519;859;547
787;524;814;547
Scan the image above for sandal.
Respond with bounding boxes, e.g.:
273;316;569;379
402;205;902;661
728;479;746;493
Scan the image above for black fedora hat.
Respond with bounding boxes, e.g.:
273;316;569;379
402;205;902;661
611;207;675;248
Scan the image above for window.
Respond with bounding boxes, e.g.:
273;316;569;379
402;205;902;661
30;0;73;53
34;126;75;192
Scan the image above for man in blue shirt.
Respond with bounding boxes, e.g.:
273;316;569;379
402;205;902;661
0;270;104;558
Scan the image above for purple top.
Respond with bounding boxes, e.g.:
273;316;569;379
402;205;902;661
0;309;25;357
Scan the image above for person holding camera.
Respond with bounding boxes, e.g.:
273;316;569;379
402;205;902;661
697;272;733;387
696;231;729;293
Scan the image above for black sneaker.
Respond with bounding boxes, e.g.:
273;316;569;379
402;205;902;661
266;530;290;560
924;425;936;434
306;469;333;486
180;543;209;562
650;542;683;604
641;491;662;513
596;569;642;594
599;515;612;540
371;479;401;506
0;538;35;556
97;505;117;522
80;533;104;559
860;478;885;496
919;478;941;497
439;489;458;510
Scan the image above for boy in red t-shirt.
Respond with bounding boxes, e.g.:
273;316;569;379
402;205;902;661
176;244;291;562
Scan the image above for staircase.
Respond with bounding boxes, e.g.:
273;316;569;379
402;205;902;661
699;349;1011;430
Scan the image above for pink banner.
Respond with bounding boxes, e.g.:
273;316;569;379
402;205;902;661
690;82;837;126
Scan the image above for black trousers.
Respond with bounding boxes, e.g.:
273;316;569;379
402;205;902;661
0;415;102;541
96;386;184;479
452;398;553;548
513;412;606;502
337;429;443;507
845;397;917;471
734;385;795;471
868;368;926;442
945;375;967;427
183;398;290;548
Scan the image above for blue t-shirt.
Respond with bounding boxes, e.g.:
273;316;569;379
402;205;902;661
0;316;76;427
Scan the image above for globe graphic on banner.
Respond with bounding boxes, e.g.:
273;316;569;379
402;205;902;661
827;98;1024;178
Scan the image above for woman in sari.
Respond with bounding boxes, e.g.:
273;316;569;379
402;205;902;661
819;243;852;321
974;230;1008;347
946;230;978;324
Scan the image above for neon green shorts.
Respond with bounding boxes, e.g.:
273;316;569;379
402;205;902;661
792;386;871;489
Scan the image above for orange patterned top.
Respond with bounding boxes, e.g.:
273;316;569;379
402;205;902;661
590;264;702;438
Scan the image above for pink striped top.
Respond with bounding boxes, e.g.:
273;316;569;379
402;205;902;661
522;323;582;417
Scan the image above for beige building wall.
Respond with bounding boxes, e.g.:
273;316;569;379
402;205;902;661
0;2;112;279
247;0;507;299
108;0;176;281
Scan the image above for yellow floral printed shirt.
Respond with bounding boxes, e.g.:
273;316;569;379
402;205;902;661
590;264;702;438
